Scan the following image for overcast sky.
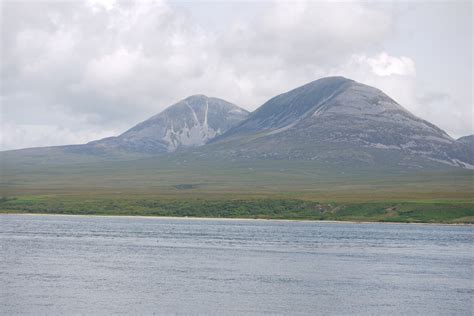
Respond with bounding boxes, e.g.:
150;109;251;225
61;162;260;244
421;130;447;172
1;0;472;150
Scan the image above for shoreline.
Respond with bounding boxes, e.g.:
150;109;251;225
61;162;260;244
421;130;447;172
1;212;472;226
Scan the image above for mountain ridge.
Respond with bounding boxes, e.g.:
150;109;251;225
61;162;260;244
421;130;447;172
2;77;473;170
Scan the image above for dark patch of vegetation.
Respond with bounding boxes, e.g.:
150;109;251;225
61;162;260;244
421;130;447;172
0;196;17;203
174;184;200;190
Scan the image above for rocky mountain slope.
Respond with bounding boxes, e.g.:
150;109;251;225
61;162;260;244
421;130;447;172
457;135;474;147
88;95;249;154
204;77;473;169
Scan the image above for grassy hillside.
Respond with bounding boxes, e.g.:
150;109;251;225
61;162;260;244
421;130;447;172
1;156;473;223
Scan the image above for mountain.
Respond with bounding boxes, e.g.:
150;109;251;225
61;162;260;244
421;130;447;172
87;95;249;154
457;135;474;147
2;95;249;163
2;77;472;170
451;135;474;167
204;77;472;169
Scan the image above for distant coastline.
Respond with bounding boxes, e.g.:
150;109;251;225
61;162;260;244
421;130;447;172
2;212;473;226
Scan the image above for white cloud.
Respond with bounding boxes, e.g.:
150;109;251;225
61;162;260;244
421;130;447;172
356;52;416;77
85;47;144;88
86;0;117;12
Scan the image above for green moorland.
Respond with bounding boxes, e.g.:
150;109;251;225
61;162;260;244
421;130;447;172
1;196;473;223
1;157;473;223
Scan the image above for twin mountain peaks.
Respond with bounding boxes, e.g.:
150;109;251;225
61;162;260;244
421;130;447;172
7;77;474;169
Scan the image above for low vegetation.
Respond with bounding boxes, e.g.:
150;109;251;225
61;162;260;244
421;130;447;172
0;195;472;223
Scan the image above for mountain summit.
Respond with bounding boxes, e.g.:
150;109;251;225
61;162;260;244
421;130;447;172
206;77;472;168
89;95;249;153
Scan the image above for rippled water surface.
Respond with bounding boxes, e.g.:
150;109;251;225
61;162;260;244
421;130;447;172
1;214;473;314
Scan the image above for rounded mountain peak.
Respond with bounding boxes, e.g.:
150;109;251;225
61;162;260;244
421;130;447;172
183;94;209;101
306;76;353;85
99;95;249;154
163;95;248;116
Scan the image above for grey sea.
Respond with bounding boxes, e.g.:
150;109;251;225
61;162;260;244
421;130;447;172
0;214;473;315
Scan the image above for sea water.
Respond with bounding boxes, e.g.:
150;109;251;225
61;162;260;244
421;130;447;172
1;215;472;314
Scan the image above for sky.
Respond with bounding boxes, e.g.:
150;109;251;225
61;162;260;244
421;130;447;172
1;0;473;150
